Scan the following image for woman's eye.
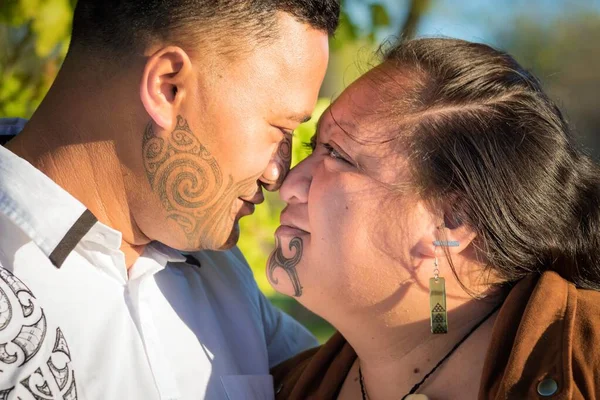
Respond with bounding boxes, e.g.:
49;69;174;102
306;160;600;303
302;139;352;165
323;143;343;160
323;143;354;166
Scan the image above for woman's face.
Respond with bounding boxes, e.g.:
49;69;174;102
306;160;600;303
266;67;440;321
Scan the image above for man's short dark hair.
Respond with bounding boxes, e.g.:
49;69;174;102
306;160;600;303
69;0;340;57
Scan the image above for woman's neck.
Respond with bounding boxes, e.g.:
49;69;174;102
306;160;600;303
337;299;500;400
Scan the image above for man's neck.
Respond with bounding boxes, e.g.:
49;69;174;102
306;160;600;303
7;113;148;269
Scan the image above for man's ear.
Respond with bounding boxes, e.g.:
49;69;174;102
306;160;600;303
140;46;191;130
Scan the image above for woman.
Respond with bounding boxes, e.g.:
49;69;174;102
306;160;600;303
266;38;600;399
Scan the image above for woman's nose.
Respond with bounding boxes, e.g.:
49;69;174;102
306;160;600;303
279;157;312;205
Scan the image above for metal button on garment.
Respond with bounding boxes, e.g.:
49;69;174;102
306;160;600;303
537;378;559;396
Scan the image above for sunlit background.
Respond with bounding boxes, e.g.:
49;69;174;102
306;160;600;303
2;0;599;342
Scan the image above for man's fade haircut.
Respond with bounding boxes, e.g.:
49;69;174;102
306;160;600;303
69;0;340;58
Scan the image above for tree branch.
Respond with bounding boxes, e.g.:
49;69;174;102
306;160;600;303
399;0;433;39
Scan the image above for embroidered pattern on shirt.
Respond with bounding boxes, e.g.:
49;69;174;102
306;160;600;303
0;268;78;399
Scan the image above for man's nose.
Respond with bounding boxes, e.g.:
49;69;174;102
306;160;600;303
260;134;292;192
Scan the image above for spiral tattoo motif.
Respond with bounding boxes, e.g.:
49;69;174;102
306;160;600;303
278;134;292;161
143;116;262;247
143;116;226;244
263;134;293;191
276;134;292;183
268;236;304;297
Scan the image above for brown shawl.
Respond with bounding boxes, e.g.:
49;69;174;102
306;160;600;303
272;271;600;399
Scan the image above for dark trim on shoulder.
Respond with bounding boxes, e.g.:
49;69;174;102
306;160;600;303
49;209;97;268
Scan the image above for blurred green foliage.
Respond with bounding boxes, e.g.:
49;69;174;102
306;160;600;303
237;99;335;342
496;11;600;160
0;0;73;116
238;98;330;299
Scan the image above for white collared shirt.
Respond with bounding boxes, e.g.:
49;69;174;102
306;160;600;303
0;119;317;400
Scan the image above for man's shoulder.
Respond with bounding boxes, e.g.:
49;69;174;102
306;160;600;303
191;246;251;271
0;117;27;143
186;246;257;289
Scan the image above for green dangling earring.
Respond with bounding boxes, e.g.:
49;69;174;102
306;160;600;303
429;238;459;334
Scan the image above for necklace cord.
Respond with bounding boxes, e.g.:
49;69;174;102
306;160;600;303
359;302;503;400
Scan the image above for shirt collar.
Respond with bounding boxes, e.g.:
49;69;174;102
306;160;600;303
128;242;188;281
0;145;122;266
148;242;187;265
0;120;188;274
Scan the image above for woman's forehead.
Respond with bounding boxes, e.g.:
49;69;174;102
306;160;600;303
321;65;412;137
319;100;399;150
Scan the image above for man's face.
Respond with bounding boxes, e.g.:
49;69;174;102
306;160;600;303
140;14;329;251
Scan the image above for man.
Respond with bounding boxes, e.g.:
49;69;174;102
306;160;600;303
0;0;338;398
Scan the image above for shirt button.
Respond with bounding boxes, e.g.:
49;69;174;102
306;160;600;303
537;378;559;396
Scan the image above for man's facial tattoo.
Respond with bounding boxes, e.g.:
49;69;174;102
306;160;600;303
143;115;260;246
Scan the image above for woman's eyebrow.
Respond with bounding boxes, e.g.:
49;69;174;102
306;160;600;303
317;110;357;139
328;108;359;139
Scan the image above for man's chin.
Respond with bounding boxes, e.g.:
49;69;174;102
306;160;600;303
166;222;240;252
216;222;240;251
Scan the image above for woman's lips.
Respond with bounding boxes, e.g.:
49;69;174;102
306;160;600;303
278;207;310;235
275;224;310;236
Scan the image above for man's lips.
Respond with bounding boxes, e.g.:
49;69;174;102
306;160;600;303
237;200;255;218
240;190;264;205
234;189;264;219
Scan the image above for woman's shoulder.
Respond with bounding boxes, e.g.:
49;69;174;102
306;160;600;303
480;271;600;399
271;331;357;399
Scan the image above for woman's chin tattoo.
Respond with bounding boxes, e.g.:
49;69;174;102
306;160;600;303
268;236;304;297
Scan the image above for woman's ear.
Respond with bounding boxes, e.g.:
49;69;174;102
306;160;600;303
416;201;476;258
140;46;192;130
434;216;477;255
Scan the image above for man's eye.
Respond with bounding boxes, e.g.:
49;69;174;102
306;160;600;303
302;140;315;153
